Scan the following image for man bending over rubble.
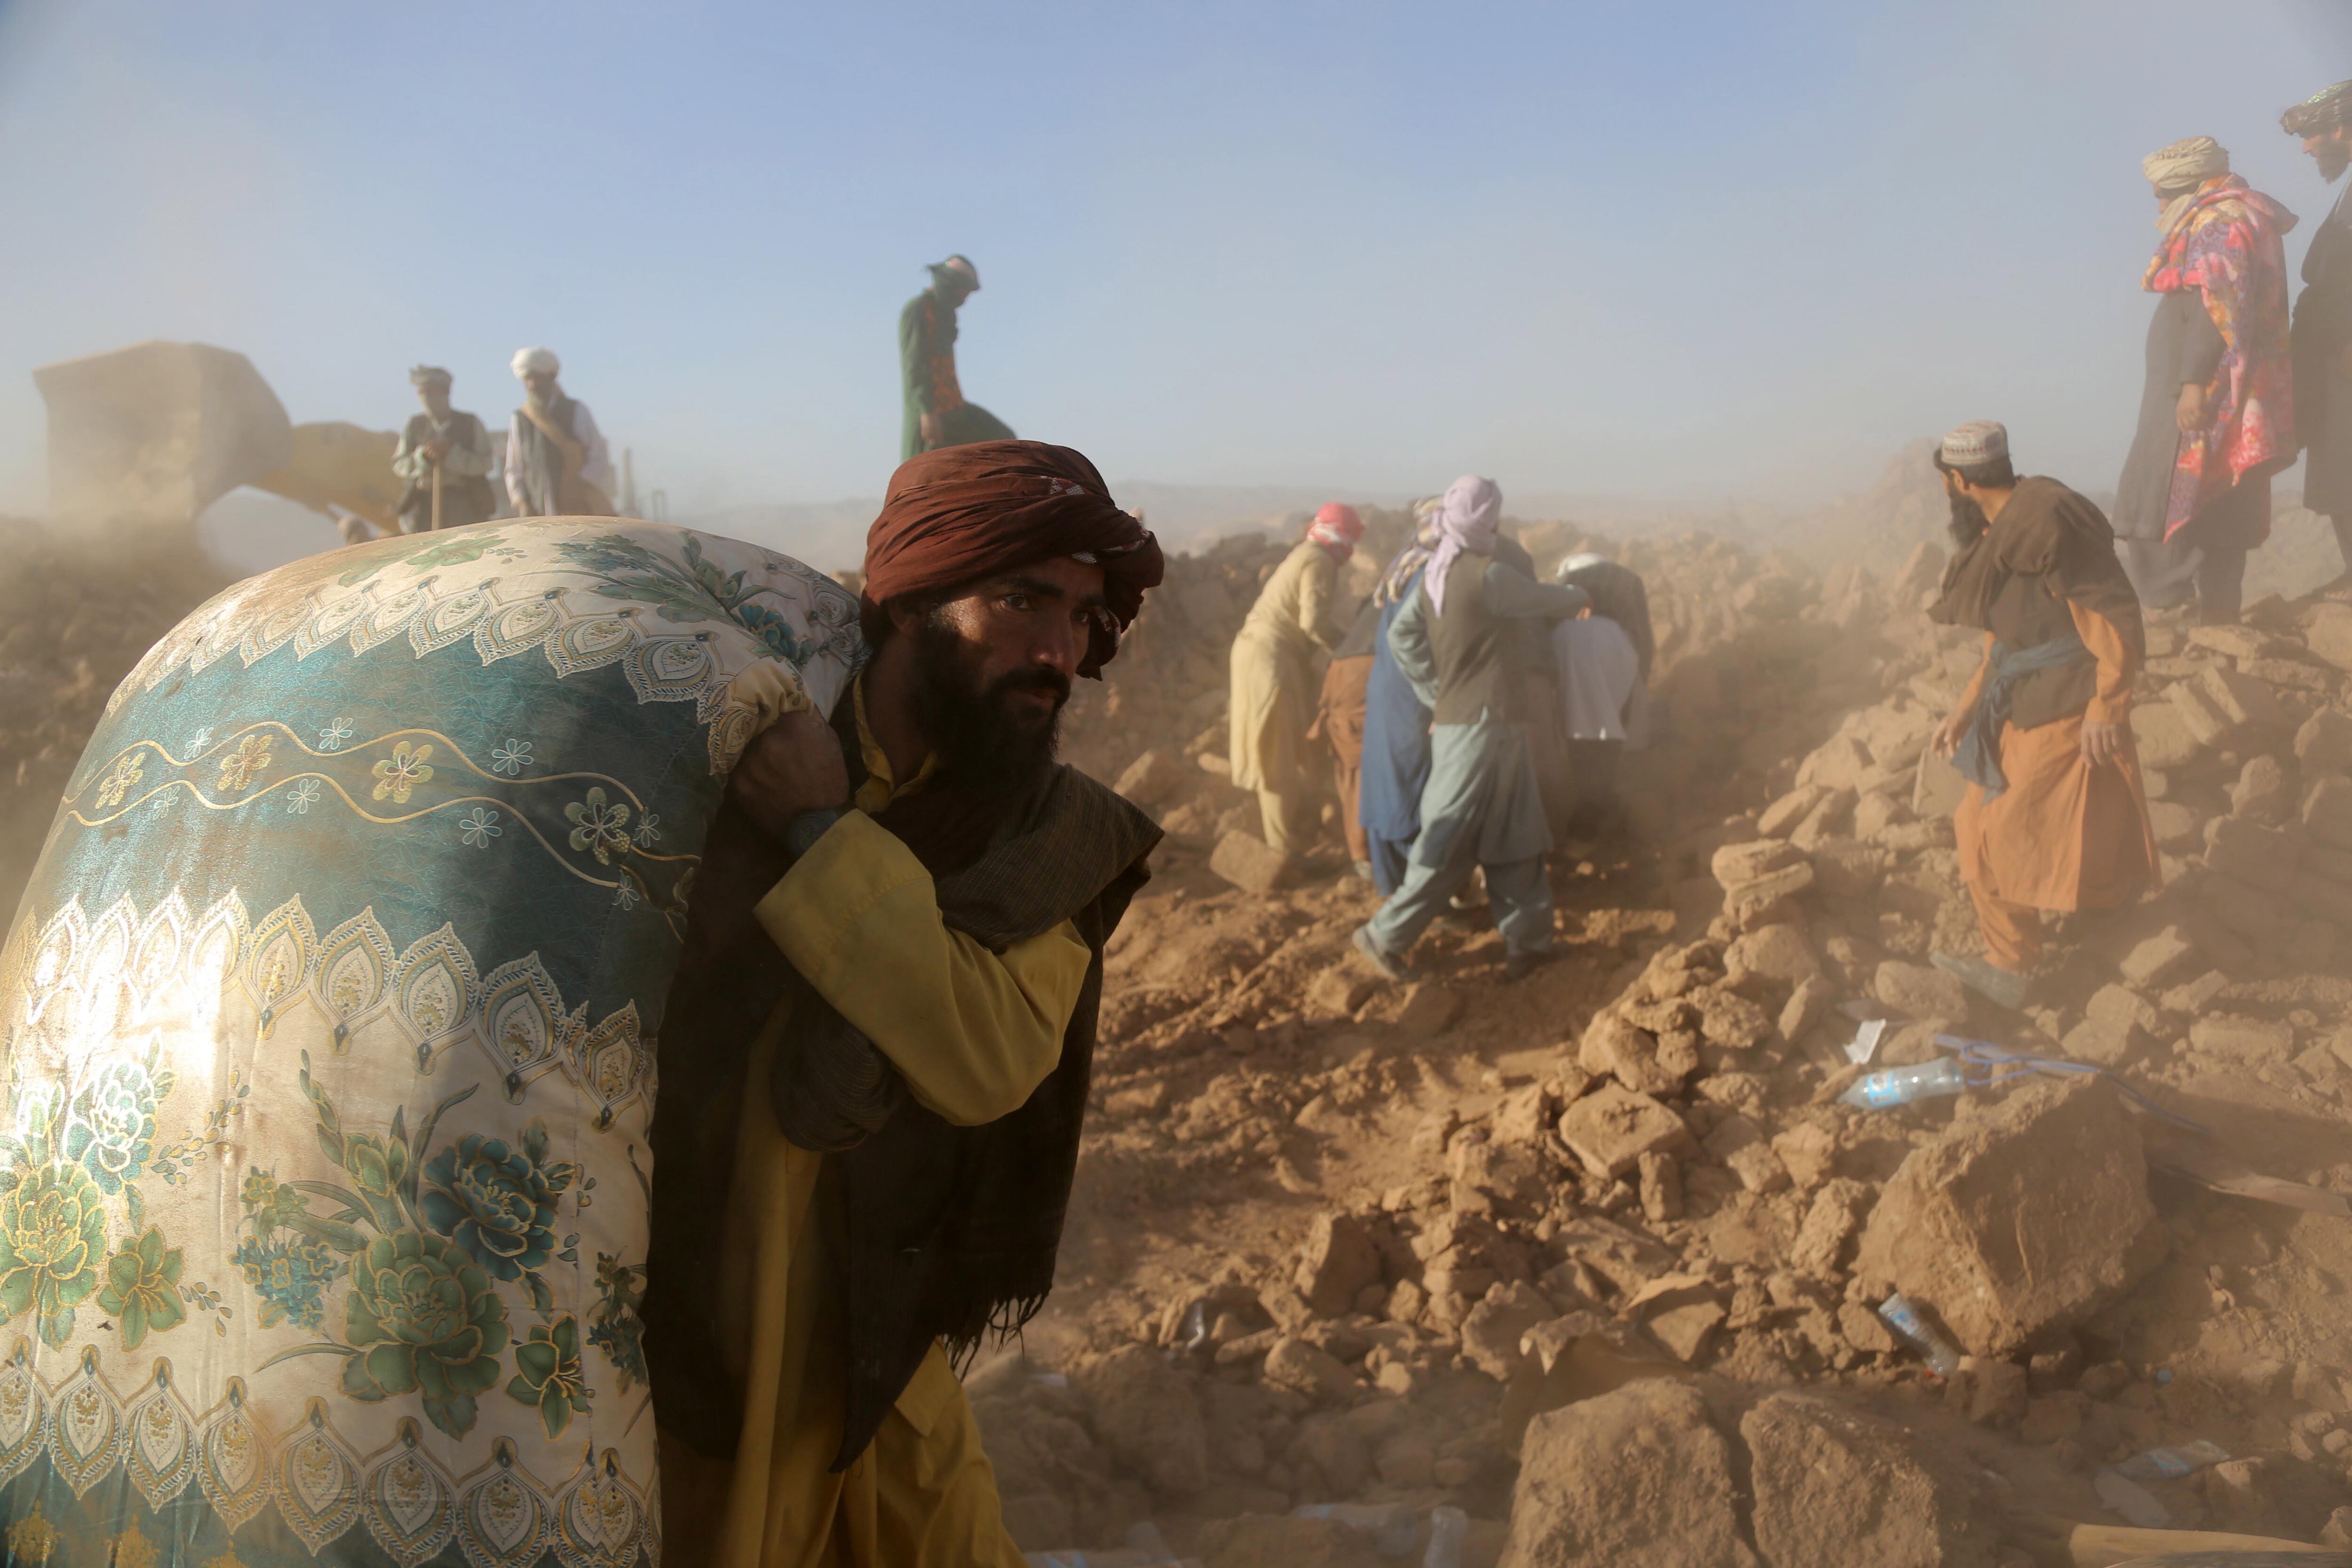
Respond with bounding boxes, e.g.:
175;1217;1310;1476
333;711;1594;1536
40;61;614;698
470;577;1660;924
1354;475;1588;983
646;441;1163;1566
1926;421;2160;1008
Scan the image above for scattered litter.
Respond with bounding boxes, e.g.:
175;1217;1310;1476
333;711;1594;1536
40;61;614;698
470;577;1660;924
1843;1016;1890;1067
1876;1292;1963;1377
1934;1034;2209;1130
2113;1439;2229;1483
1423;1507;1468;1568
2093;1468;2172;1530
1840;1057;1965;1110
1291;1502;1420;1556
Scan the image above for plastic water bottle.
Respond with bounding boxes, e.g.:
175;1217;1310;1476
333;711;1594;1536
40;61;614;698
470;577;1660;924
1841;1057;1967;1110
1424;1506;1469;1568
2114;1439;2229;1482
1877;1293;1963;1378
1292;1503;1419;1557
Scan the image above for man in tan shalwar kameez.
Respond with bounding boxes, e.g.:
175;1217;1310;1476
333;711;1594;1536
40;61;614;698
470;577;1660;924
1926;422;2160;1008
1228;503;1362;856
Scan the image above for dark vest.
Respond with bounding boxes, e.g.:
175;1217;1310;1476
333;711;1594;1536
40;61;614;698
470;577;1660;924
1428;551;1523;725
644;708;1159;1468
1930;478;2145;732
396;411;496;527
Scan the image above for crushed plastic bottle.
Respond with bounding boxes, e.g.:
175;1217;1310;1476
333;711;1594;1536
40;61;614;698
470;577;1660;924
1876;1293;1963;1378
2092;1468;2171;1529
2113;1438;2229;1482
1423;1505;1469;1568
1291;1503;1419;1557
1840;1057;1967;1110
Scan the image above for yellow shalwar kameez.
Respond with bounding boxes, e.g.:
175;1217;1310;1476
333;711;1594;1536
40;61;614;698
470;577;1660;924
1228;538;1343;854
659;682;1092;1568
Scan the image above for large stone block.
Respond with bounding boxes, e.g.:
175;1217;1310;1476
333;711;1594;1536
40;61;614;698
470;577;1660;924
1294;1212;1383;1318
2168;680;2234;749
2204;814;2300;893
1209;829;1294;894
1555;1083;1691;1179
1724;923;1821;988
1742;1393;2001;1568
2130;702;2204;769
1711;837;1803;889
2297;707;2352;778
1854;1078;2165;1356
2119;926;2196;988
2197;663;2289;732
1502;1380;1757;1568
2306;606;2352;674
1875;960;1968;1020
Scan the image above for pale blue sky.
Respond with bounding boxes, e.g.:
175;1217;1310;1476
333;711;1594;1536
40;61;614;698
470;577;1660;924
0;0;2345;519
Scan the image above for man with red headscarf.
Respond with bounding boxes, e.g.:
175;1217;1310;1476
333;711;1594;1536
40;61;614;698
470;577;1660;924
1228;501;1363;859
647;440;1163;1566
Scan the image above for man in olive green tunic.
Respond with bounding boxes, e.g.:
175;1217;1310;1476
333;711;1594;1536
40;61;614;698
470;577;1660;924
900;255;1017;460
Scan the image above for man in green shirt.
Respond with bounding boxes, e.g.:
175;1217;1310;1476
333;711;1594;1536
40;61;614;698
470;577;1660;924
900;255;1016;460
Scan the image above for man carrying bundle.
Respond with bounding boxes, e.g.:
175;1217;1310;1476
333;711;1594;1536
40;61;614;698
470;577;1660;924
648;440;1164;1567
1927;422;2158;1007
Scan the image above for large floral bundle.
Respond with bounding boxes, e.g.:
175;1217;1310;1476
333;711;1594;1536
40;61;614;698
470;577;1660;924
0;521;860;1567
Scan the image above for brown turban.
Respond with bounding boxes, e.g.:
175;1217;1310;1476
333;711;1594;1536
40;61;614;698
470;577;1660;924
862;440;1164;678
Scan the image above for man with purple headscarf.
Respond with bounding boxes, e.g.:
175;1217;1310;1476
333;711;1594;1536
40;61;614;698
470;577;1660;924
1352;476;1589;982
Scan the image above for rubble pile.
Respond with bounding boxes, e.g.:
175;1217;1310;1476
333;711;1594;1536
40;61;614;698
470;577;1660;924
0;517;224;913
972;531;2352;1561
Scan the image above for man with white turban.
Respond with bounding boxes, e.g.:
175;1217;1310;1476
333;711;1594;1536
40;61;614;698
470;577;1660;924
506;346;617;516
1353;476;1588;983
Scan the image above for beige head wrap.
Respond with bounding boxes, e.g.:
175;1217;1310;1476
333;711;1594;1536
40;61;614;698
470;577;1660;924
510;345;560;379
2144;136;2230;230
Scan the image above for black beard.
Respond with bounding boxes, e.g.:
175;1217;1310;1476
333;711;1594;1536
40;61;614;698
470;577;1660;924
910;615;1067;801
1947;490;1990;550
2321;139;2351;183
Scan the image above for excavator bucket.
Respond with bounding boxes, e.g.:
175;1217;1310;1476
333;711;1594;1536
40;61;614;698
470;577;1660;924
254;421;402;535
33;341;293;528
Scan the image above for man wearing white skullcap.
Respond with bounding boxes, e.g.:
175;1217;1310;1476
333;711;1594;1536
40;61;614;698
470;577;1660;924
505;346;616;516
1924;423;2157;1008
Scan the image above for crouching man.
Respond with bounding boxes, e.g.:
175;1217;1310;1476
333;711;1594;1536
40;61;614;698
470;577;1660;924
647;441;1163;1566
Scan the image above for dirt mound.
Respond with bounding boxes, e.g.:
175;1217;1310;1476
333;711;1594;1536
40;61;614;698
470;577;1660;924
977;528;2352;1559
0;517;226;920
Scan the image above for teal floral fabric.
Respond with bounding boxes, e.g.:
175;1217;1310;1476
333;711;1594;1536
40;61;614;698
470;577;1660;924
0;521;860;1567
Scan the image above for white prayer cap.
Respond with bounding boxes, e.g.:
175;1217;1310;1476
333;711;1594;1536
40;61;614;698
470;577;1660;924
1937;421;2008;468
511;346;560;379
1556;551;1608;581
